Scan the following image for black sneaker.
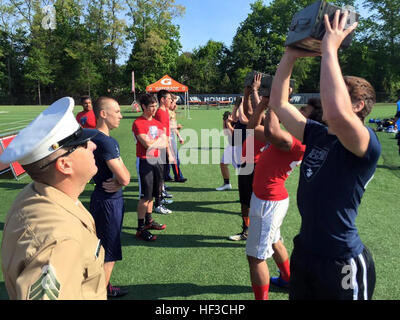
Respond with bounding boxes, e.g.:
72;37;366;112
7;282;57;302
107;283;128;298
145;219;166;230
136;228;157;241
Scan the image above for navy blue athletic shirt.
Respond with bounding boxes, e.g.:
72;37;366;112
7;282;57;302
92;131;123;199
297;120;381;259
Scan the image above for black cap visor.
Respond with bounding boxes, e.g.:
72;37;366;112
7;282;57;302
58;128;98;148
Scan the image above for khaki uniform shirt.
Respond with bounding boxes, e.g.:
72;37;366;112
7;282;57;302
1;182;107;300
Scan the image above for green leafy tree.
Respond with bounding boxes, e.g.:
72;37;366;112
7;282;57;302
358;0;400;100
229;0;357;93
25;46;54;105
125;0;185;92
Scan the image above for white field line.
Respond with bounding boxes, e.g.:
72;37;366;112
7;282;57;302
0;124;29;134
0;118;32;128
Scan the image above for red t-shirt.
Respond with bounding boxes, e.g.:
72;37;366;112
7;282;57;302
132;116;165;158
76;110;97;129
253;136;305;201
241;136;267;165
154;107;170;137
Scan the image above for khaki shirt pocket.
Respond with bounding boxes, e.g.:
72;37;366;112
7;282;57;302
82;242;106;300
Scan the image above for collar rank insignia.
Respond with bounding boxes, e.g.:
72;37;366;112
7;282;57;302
28;265;61;300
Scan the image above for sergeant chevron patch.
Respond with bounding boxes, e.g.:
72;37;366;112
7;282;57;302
28;265;60;300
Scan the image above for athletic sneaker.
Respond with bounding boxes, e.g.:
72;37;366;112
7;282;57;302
228;229;248;241
154;205;172;214
107;283;129;298
216;183;232;191
270;273;289;289
161;198;173;205
136;228;157;241
145;219;166;230
162;190;173;198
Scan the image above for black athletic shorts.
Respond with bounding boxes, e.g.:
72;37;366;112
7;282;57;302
238;163;255;208
289;235;376;300
90;192;125;262
137;158;163;200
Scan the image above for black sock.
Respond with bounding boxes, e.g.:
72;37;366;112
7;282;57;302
224;179;230;185
145;213;152;224
138;219;145;230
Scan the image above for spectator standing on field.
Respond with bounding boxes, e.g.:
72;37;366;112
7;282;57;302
89;97;130;298
268;11;380;300
166;94;187;182
216;100;240;191
155;90;174;210
76;95;97;129
132;94;169;241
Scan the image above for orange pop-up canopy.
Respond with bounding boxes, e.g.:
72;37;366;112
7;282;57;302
146;75;188;92
146;75;191;119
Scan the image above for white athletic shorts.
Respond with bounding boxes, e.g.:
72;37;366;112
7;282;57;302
221;144;242;169
246;193;290;260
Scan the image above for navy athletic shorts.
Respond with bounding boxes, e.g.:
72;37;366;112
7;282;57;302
89;192;125;262
289;235;376;300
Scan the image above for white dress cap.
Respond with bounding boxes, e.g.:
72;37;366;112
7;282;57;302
0;97;80;165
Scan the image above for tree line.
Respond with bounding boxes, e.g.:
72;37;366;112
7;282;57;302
0;0;399;105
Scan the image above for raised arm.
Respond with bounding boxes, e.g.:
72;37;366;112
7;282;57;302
269;47;319;143
269;51;306;142
247;95;265;130
238;99;249;125
320;10;368;157
264;108;294;151
246;96;268;144
231;98;240;122
243;86;253;119
251;73;261;108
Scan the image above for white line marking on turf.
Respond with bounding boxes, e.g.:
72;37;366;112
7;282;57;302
0;125;28;133
0;119;32;128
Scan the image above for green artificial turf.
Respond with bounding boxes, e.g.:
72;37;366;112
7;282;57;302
0;103;399;300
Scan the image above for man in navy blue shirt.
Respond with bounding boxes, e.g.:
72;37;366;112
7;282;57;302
90;97;131;298
269;11;381;299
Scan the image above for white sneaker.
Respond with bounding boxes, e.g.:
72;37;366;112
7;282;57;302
228;230;248;241
216;183;232;191
154;205;172;214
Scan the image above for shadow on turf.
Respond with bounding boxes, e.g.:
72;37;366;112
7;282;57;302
165;200;239;215
118;283;253;300
377;164;400;170
158;185;226;193
121;232;245;248
0;181;29;191
377;164;400;178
